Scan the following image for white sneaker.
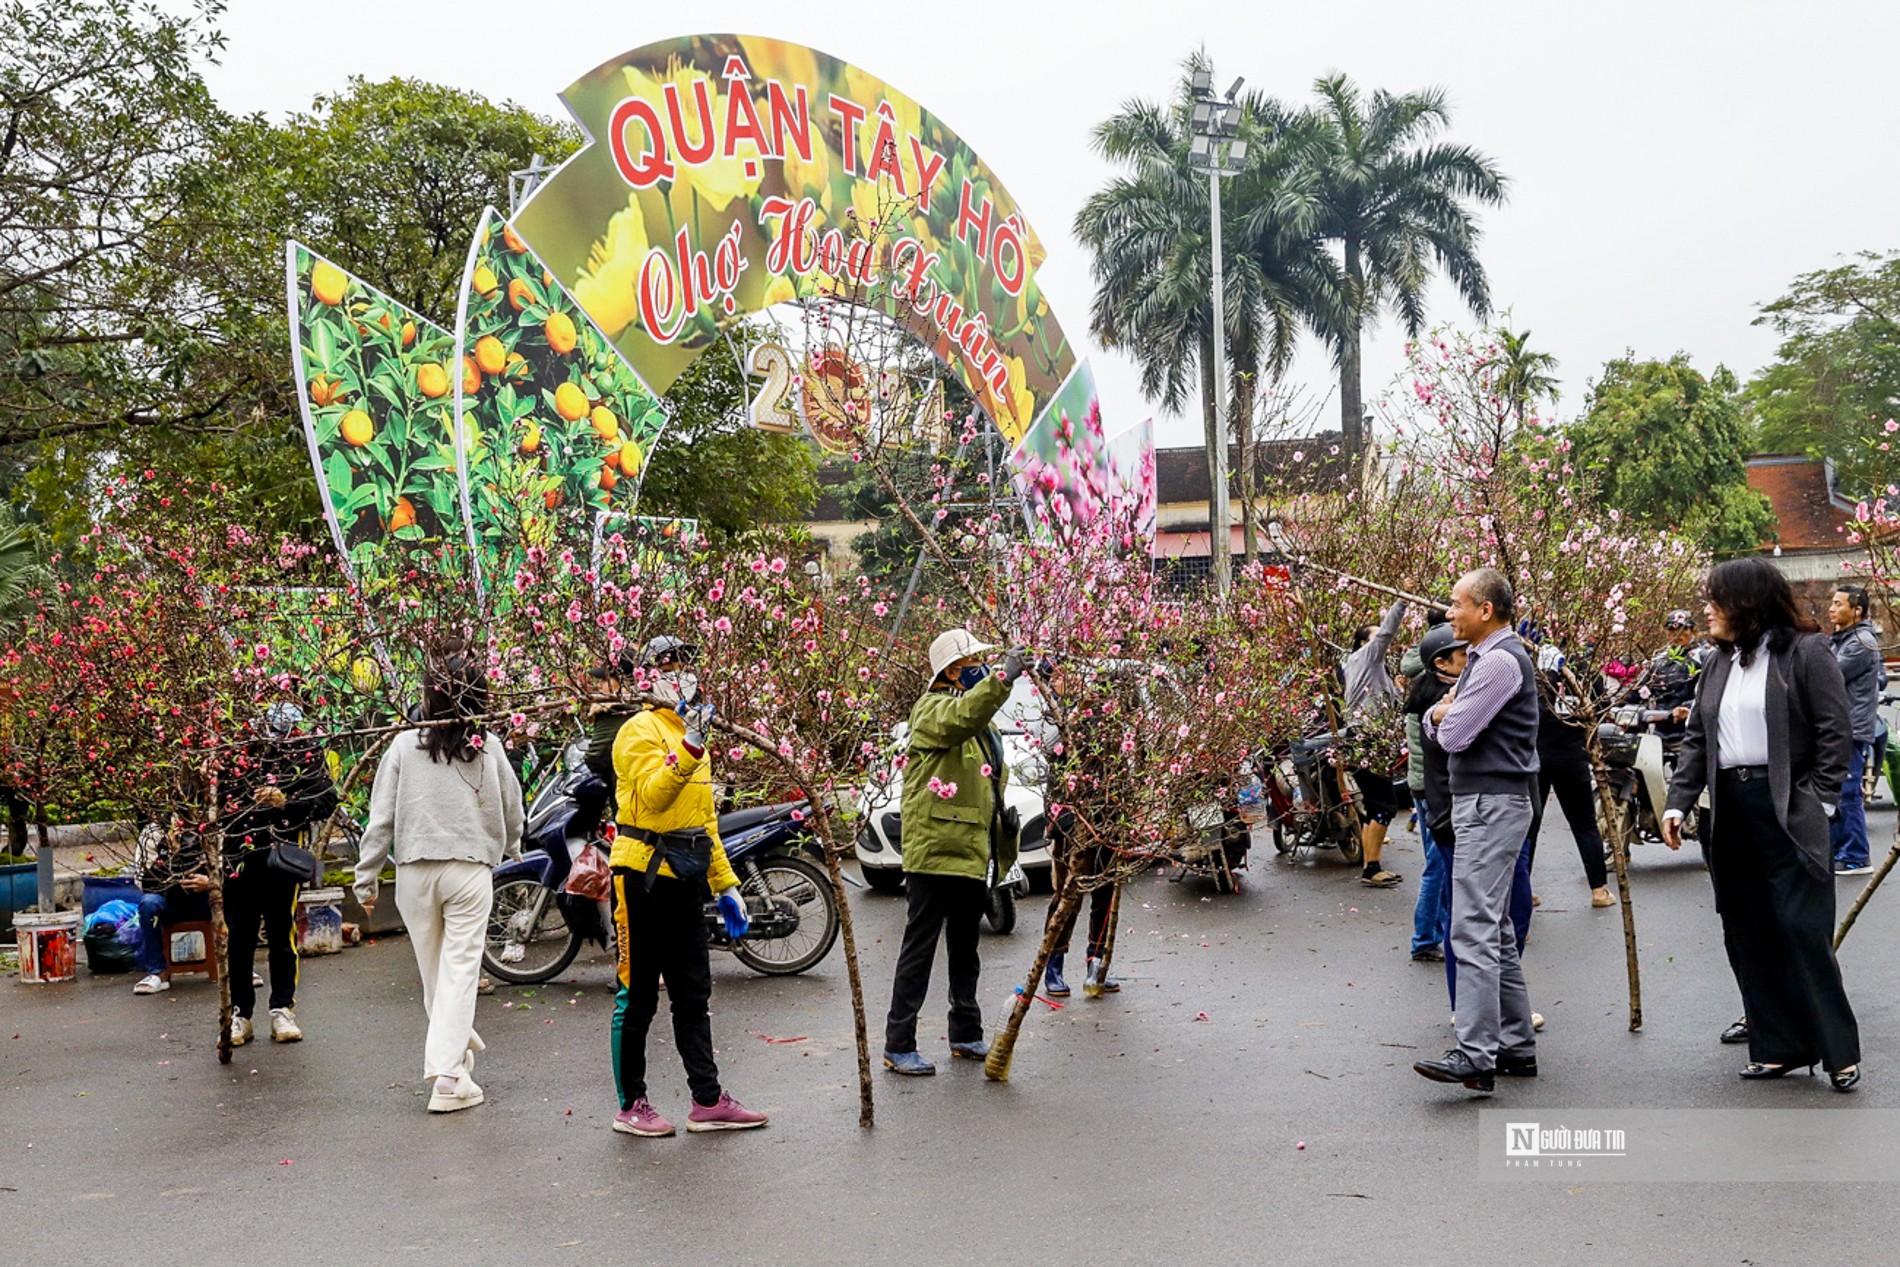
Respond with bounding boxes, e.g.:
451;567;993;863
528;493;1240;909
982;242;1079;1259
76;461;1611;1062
1532;1011;1546;1032
133;974;169;995
252;972;264;988
269;1007;303;1043
428;1072;485;1113
231;1015;254;1046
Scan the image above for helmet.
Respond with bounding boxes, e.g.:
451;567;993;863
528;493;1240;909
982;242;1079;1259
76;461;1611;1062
1664;609;1695;630
640;635;698;668
928;628;996;680
1418;624;1467;666
254;702;304;740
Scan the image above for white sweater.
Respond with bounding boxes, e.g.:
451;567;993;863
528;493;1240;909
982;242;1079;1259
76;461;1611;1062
354;731;524;905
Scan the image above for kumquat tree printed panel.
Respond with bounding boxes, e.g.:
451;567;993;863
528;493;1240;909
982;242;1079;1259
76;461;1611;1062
453;209;670;594
288;244;469;576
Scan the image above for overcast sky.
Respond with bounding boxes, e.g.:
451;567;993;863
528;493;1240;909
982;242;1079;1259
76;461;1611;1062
201;0;1900;449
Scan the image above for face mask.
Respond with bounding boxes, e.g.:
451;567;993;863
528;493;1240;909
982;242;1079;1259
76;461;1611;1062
651;670;698;707
956;664;989;691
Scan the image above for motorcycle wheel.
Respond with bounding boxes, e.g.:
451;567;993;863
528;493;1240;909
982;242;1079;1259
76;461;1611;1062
732;856;840;976
483;877;582;985
984;884;1017;934
1272;822;1293;854
1336;814;1365;866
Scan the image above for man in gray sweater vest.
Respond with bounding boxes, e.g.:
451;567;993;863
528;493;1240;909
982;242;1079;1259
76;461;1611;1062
1414;568;1541;1093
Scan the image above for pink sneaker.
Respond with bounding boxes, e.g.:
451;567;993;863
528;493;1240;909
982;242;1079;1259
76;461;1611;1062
685;1092;769;1132
612;1098;675;1138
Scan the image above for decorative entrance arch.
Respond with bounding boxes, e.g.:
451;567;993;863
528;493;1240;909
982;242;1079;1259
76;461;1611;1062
286;35;1135;596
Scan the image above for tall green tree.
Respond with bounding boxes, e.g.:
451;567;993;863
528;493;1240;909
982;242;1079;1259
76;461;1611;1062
1746;250;1900;494
1075;54;1323;573
1301;74;1507;458
1569;355;1776;554
0;0;227;449
1496;326;1559;424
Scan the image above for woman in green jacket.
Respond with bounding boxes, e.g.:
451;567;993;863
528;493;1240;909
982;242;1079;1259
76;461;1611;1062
882;628;1023;1076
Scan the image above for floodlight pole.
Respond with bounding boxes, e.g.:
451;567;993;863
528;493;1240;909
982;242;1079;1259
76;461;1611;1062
1190;72;1243;597
1207;162;1231;597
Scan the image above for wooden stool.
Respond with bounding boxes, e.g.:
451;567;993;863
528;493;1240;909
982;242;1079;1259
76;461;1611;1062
162;920;220;983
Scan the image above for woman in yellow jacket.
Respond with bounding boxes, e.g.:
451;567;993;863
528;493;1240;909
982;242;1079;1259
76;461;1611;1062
607;636;768;1138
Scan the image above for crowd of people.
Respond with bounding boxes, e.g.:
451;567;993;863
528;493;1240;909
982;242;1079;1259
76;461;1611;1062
119;558;1884;1121
1390;561;1871;1094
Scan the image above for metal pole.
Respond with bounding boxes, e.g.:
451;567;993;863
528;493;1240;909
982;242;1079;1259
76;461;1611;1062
1208;167;1232;596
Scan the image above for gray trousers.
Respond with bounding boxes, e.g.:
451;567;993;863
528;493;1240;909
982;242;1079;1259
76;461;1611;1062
1450;792;1537;1068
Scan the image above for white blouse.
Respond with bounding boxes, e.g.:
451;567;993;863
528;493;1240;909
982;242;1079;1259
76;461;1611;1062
1715;643;1771;768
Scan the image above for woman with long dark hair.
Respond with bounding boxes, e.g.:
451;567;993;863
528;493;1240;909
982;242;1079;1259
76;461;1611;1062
1663;557;1861;1090
355;653;524;1112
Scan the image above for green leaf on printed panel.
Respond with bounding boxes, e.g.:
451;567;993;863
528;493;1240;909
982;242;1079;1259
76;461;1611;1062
323;452;353;496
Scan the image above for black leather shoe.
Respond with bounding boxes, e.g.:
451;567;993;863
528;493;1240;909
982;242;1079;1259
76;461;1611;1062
1738;1061;1815;1080
1720;1018;1750;1045
1411;946;1444;963
1829;1066;1862;1093
1496;1053;1539;1078
1414;1049;1494;1092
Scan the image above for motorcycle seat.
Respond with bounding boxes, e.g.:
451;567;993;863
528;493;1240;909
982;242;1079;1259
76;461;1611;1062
1293;732;1346;755
718;800;809;835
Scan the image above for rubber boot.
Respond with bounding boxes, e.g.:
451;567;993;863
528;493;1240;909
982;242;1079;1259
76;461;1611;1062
1084;957;1121;996
1045;953;1070;997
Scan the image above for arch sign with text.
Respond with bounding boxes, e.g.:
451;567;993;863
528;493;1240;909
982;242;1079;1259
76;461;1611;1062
286;33;1140;598
512;32;1084;447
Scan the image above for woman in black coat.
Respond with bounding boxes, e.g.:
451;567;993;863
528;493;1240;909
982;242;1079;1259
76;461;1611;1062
1662;558;1861;1090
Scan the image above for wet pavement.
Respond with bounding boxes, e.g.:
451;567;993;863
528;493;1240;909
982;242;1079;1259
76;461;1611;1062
5;815;1898;1266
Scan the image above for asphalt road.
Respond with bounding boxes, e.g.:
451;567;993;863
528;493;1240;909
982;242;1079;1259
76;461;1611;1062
6;812;1899;1266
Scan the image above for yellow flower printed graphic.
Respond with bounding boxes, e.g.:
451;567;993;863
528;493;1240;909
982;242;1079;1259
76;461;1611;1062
573;199;649;338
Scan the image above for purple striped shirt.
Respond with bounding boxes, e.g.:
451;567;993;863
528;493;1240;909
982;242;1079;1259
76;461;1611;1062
1425;625;1527;754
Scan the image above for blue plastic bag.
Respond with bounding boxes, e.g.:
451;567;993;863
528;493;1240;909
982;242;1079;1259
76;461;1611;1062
85;898;139;934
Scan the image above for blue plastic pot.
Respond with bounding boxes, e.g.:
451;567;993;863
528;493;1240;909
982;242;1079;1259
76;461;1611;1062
1;861;36;931
81;874;141;917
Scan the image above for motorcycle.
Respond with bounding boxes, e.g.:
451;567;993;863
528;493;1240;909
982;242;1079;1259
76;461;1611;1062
1261;733;1365;865
1597;706;1698;847
482;740;841;984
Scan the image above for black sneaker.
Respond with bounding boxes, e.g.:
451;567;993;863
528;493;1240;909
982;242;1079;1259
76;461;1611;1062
1496;1052;1538;1078
1411;946;1445;963
1413;1049;1493;1092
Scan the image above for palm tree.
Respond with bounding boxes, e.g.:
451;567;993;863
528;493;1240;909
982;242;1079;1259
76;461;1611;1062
1076;55;1322;574
1302;74;1508;459
1495;326;1560;424
0;521;35;628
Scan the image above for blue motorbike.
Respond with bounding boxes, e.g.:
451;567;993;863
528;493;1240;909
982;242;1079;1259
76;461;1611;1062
482;741;840;984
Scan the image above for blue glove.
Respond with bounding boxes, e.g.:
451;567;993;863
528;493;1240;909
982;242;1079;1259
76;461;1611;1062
676;699;715;749
715;886;750;938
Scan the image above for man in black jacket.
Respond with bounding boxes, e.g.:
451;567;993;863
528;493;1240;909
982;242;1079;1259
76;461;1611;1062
222;703;337;1046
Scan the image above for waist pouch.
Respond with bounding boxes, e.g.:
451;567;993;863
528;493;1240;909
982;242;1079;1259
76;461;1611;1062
631;827;712;891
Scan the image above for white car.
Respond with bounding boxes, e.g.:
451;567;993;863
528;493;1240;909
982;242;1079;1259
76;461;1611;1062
855;675;1052;895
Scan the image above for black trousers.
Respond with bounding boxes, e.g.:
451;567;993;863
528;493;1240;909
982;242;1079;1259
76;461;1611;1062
1710;771;1860;1071
610;869;720;1109
1045;815;1113;960
884;872;986;1053
225;854;300;1016
1527;743;1608;889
